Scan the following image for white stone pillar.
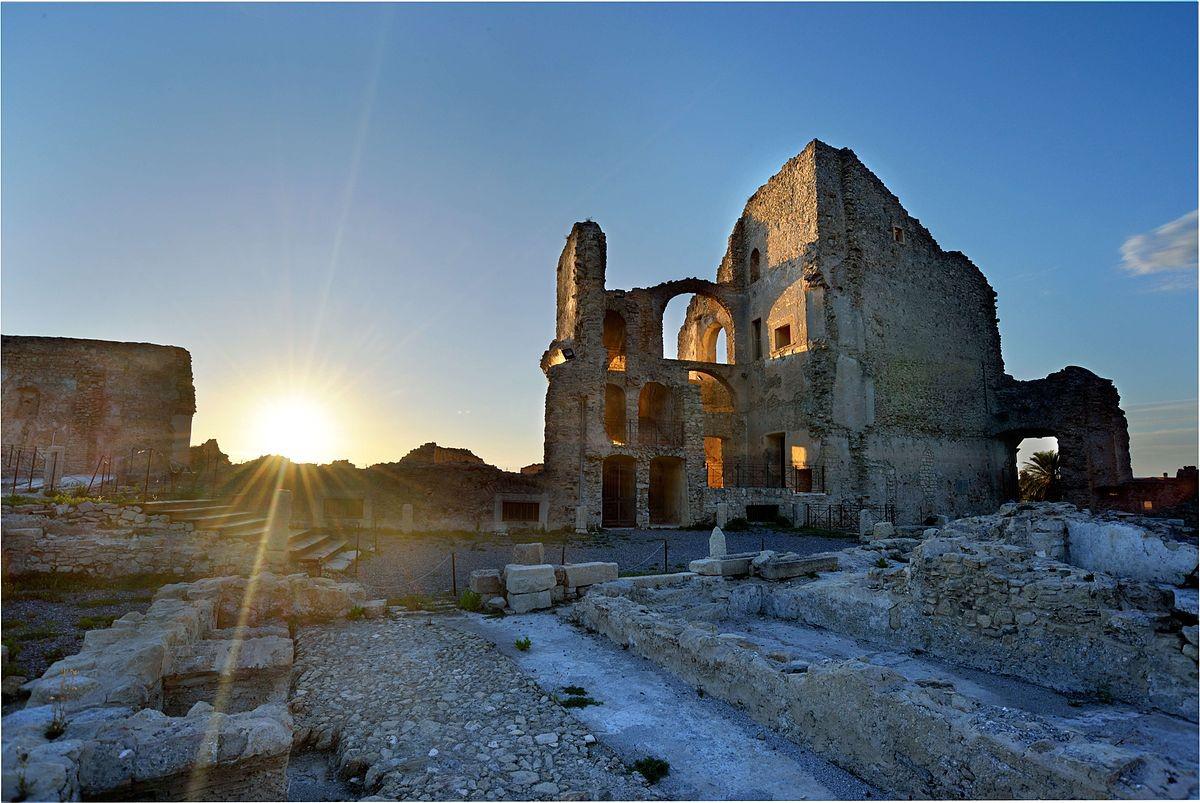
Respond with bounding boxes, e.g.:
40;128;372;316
575;505;588;534
265;489;292;572
715;502;729;529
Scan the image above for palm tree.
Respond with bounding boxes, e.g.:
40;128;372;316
1019;450;1061;501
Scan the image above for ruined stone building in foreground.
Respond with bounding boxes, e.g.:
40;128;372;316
539;140;1132;529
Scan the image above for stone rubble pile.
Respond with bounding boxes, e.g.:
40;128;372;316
1;573;366;802
468;542;618;614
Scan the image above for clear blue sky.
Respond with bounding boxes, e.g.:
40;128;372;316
3;3;1196;474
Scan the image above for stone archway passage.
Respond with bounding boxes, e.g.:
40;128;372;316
649;456;685;526
602;455;636;527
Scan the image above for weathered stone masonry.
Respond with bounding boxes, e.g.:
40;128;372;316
1;335;195;476
539;140;1132;528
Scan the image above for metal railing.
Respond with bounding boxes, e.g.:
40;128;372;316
799;501;896;533
708;461;826;493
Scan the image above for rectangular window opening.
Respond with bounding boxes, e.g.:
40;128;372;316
892;226;905;244
773;324;792;351
502;500;541;522
752;318;763;360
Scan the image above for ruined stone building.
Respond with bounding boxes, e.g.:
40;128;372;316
539;140;1132;528
1;336;195;478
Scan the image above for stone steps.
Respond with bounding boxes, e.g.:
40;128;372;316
322;550;359;573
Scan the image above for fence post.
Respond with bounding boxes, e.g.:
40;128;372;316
27;446;38;492
560;540;566;566
11;450;21;497
48;451;59;494
142;449;153;501
662;539;668;574
451;551;458;598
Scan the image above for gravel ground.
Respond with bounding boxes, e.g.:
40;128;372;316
286;749;356;801
2;587;154;712
289;617;659;801
457;612;882;800
350;527;854;599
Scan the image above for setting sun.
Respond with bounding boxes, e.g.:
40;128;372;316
251;395;338;464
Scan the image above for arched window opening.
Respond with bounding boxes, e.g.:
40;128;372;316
602;311;626;371
699;324;730;365
749;248;761;283
638;382;681;446
664;295;734;364
604;384;627;444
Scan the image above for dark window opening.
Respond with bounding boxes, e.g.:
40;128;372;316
502;500;541;523
749;248;761;282
892;226;905;244
746;504;779;522
323;497;365;519
752;319;763;360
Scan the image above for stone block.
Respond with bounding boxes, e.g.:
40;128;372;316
508;589;552;614
512;543;545;565
505;564;556;594
756;555;839;580
688;555;753;577
362;599;387;619
469;569;504;596
872;521;896;540
563;562;618;587
485;596;507;611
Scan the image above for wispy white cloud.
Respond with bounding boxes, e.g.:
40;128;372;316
1120;210;1198;290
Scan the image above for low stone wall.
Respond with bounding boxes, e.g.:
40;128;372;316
2;500;257;579
2;573;367;802
572;590;1193;799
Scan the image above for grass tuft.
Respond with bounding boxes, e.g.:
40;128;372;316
633;757;670;784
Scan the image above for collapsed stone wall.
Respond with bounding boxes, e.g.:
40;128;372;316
761;505;1198;720
1;336;195;476
994;367;1133;508
2;499;256;579
2;573;368;802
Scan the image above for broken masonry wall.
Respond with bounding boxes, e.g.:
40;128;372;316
994;366;1133;509
1;335;196;477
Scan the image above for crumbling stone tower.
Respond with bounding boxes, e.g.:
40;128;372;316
540;140;1131;529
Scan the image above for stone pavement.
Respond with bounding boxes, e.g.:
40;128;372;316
290;617;658;801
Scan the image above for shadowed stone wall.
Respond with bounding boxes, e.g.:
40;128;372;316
1;335;195;476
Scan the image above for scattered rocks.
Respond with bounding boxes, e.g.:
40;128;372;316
291;618;656;801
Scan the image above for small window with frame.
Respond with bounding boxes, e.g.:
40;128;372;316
773;324;792;351
892;226;905;244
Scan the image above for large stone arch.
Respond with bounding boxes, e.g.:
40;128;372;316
637;279;739;363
